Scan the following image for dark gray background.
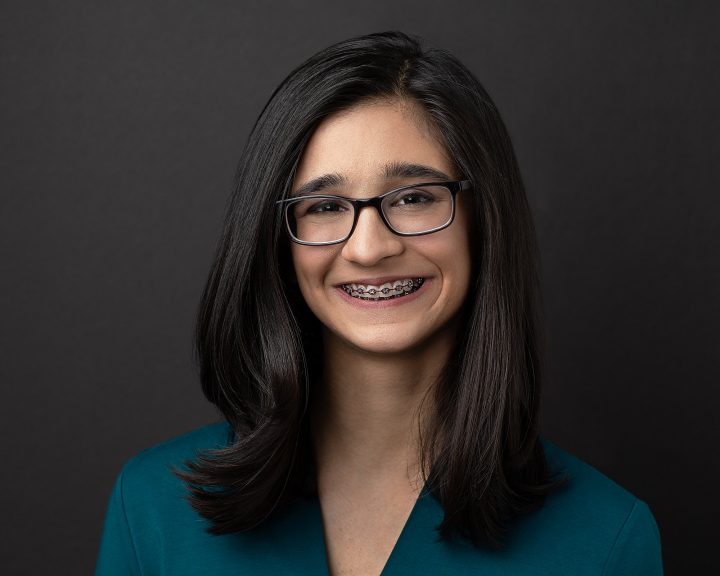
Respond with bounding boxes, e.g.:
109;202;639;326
1;1;717;574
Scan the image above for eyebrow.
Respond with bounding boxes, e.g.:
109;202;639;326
384;161;452;181
289;162;452;198
291;173;346;198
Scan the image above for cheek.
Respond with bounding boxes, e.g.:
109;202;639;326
290;245;334;292
290;246;311;293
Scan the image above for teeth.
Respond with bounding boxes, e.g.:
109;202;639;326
341;278;425;300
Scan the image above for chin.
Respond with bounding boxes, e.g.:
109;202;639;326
350;340;417;356
334;326;428;356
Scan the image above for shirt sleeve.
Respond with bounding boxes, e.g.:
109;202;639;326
95;467;142;576
601;499;664;576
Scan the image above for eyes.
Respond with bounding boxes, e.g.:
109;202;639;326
307;200;345;214
284;182;459;242
395;191;435;206
302;188;439;216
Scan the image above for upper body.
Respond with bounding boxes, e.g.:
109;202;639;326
98;31;664;576
96;421;663;575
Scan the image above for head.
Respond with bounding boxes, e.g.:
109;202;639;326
186;31;558;549
287;97;476;359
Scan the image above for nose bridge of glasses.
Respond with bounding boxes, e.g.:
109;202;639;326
352;196;392;232
342;197;403;261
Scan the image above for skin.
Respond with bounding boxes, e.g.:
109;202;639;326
289;98;473;575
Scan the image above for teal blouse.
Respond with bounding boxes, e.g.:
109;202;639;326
95;422;663;575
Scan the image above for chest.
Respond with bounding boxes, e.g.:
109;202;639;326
318;489;421;576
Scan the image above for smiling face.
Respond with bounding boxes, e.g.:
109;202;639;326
289;99;474;356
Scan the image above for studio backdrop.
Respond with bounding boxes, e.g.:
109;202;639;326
1;1;718;574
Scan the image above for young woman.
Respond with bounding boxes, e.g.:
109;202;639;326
96;31;663;575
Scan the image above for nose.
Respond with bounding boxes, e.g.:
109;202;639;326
340;205;404;266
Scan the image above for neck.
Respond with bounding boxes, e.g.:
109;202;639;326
310;323;456;491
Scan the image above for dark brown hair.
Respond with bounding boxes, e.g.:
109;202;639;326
176;30;565;550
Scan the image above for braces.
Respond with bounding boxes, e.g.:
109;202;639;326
342;278;425;299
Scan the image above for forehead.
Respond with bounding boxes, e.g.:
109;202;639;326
292;99;455;190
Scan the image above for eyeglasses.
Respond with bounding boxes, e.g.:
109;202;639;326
275;180;473;246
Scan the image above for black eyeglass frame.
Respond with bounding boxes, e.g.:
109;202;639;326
275;179;473;246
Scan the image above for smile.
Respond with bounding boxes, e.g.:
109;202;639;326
340;278;425;300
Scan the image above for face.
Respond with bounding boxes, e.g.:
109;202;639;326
289;99;474;356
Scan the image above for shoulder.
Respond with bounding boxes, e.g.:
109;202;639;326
116;421;233;514
515;437;664;574
97;421;236;575
120;420;232;479
540;436;638;517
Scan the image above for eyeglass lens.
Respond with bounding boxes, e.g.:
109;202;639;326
287;185;453;244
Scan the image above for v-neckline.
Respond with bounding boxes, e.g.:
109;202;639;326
311;480;430;576
301;426;434;575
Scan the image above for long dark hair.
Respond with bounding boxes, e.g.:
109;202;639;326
177;30;565;550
